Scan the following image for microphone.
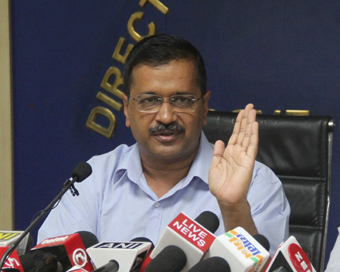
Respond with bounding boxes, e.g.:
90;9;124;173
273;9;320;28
271;268;289;272
144;245;187;272
253;234;270;252
86;237;153;272
0;232;34;272
204;226;270;272
70;162;93;183
0;231;33;257
0;163;92;271
0;247;23;272
91;260;119;272
149;211;219;271
27;231;98;272
264;236;316;272
186;257;231;272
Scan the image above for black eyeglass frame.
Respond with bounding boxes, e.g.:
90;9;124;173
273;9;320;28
127;94;203;113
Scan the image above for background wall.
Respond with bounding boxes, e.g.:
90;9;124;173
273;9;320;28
9;1;340;268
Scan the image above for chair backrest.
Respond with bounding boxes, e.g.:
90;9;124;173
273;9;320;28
203;111;334;272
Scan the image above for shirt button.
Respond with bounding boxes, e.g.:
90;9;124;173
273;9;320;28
154;202;160;208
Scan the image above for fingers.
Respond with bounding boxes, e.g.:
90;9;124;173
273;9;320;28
237;104;254;145
210;140;225;169
228;104;258;152
227;109;244;146
247;121;259;159
241;105;256;147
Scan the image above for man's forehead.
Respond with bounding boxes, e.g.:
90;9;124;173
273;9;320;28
130;60;198;84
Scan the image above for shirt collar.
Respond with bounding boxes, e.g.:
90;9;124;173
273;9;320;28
184;131;214;185
115;143;143;183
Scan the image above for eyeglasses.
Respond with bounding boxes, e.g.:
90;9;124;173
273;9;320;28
128;94;202;113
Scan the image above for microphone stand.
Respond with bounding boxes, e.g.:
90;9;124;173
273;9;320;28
0;177;79;270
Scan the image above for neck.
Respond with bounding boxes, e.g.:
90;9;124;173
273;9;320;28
141;149;198;198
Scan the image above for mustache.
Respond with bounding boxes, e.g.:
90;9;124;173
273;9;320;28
149;122;186;134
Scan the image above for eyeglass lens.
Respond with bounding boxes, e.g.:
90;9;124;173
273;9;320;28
133;94;199;113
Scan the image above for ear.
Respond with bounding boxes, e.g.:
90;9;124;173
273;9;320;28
202;91;211;125
122;93;131;127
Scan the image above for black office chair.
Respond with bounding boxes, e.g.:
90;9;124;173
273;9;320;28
203;111;334;272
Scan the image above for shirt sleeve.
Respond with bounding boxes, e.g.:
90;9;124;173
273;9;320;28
37;157;101;243
248;161;291;256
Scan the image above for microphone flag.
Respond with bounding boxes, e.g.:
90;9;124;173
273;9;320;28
204;226;270;272
86;241;153;272
0;247;23;272
265;236;316;272
32;232;94;271
150;212;216;271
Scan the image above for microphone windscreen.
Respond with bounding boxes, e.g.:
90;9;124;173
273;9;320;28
36;258;58;272
77;231;99;248
130;237;155;250
145;245;187;272
253;234;270;252
19;253;37;272
272;267;290;272
71;162;92;182
194;211;219;233
93;260;119;272
187;257;231;272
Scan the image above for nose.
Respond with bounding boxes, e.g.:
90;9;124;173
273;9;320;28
154;100;178;124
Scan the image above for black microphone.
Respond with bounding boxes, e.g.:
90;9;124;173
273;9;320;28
0;163;92;271
71;162;93;183
272;267;289;272
187;257;231;272
253;234;270;252
193;211;220;234
91;260;119;272
144;245;187;272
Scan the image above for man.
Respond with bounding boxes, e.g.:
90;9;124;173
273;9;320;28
38;34;290;255
325;227;340;272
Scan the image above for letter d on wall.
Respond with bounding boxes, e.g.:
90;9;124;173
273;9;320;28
86;106;116;138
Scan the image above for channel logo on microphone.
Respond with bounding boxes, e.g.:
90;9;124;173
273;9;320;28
168;212;215;251
225;228;266;270
92;242;145;249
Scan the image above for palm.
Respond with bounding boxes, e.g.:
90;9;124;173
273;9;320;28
209;104;258;205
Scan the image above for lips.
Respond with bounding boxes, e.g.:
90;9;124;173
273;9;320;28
151;129;182;136
151;130;182;142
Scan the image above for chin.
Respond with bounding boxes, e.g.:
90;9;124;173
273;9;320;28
150;146;195;162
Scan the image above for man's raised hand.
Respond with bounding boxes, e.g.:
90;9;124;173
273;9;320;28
209;103;259;206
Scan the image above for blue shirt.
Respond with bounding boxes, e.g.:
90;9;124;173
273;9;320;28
325;227;340;272
38;132;290;255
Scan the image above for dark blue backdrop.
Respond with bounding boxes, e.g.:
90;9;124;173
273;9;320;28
11;1;340;268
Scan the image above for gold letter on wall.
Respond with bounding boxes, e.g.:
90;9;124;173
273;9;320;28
112;37;134;64
128;12;155;42
139;0;169;14
86;106;116;138
100;67;124;102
